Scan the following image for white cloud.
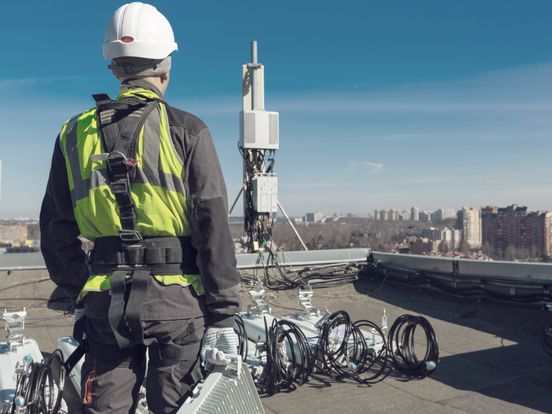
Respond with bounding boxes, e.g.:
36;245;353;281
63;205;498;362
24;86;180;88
348;161;384;173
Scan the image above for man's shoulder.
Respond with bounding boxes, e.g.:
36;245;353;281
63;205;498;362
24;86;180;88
62;107;97;128
164;104;208;137
58;107;97;142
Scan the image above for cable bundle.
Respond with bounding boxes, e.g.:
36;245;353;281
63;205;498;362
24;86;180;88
8;351;65;414
314;311;390;383
542;324;552;356
256;318;314;395
387;314;439;378
314;310;355;378
371;262;552;304
352;320;390;383
241;262;361;291
245;310;440;396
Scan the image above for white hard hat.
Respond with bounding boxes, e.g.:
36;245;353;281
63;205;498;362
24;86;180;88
103;2;178;60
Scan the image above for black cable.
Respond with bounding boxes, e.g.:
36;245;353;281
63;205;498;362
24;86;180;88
314;310;355;379
234;314;249;360
314;310;389;383
373;262;552;304
251;262;361;291
542;324;552;356
8;351;65;414
256;318;314;395
387;314;439;378
352;320;391;383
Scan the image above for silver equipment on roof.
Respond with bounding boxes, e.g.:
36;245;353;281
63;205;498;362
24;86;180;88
179;357;265;414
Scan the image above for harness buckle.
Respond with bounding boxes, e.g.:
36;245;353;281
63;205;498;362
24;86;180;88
119;229;143;242
90;153;110;162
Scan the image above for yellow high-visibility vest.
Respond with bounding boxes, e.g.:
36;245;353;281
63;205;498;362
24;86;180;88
59;88;203;299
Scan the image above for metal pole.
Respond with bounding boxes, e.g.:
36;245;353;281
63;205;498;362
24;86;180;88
251;40;258;65
277;201;309;251
250;41;258;110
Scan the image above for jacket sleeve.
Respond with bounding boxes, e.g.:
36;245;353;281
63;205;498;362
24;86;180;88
186;127;241;328
40;136;89;303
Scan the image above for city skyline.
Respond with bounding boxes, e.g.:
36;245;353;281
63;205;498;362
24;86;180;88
2;1;552;217
2;202;551;221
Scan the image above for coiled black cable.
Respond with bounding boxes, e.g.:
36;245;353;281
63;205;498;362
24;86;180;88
352;320;390;383
8;351;65;414
256;318;314;395
314;311;390;383
234;314;249;360
314;310;355;379
387;314;439;378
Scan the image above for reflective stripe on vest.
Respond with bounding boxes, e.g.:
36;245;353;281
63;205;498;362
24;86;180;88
60;88;203;297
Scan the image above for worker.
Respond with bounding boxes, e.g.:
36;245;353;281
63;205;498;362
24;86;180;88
39;2;241;413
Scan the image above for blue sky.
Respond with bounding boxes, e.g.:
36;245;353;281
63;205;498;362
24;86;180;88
1;0;552;217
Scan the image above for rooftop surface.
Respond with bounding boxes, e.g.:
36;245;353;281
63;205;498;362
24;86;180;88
1;268;551;414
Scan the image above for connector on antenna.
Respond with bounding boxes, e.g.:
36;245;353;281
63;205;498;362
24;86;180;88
381;308;388;334
4;308;27;351
248;283;272;317
297;288;319;320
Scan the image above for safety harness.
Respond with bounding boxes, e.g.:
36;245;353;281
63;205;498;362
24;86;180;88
96;92;199;345
66;93;200;373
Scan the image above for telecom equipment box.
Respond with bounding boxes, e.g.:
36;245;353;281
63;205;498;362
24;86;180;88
0;310;44;413
179;361;265;414
240;111;279;150
252;175;278;213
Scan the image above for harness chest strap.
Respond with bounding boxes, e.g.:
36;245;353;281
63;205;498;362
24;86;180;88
93;93;160;242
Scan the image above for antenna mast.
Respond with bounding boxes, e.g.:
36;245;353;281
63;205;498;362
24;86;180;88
239;41;279;252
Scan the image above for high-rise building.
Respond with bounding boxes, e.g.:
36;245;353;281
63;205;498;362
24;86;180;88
443;208;457;220
373;209;380;220
482;205;552;258
410;206;419;222
481;206;498;249
380;209;388;221
461;207;482;249
388;209;399;221
422;227;444;241
442;227;462;252
419;211;431;223
432;208;457;222
305;212;324;223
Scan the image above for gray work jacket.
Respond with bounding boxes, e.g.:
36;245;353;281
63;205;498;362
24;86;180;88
40;80;241;327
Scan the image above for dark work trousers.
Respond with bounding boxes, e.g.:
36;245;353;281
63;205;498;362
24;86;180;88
81;316;205;414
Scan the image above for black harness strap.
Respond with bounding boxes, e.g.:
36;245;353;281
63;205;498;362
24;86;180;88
90;236;199;275
92;93;162;348
124;269;151;346
108;270;132;348
93;94;159;241
90;93;195;351
64;346;85;374
64;316;87;373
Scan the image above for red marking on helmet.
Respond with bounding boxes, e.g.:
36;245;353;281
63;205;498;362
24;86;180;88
121;36;134;43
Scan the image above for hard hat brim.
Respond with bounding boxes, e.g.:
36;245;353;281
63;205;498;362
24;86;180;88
103;40;178;60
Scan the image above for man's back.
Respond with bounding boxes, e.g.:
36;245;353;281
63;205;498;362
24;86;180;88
40;4;241;412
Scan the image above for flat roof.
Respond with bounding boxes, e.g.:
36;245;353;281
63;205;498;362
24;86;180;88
1;268;551;413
